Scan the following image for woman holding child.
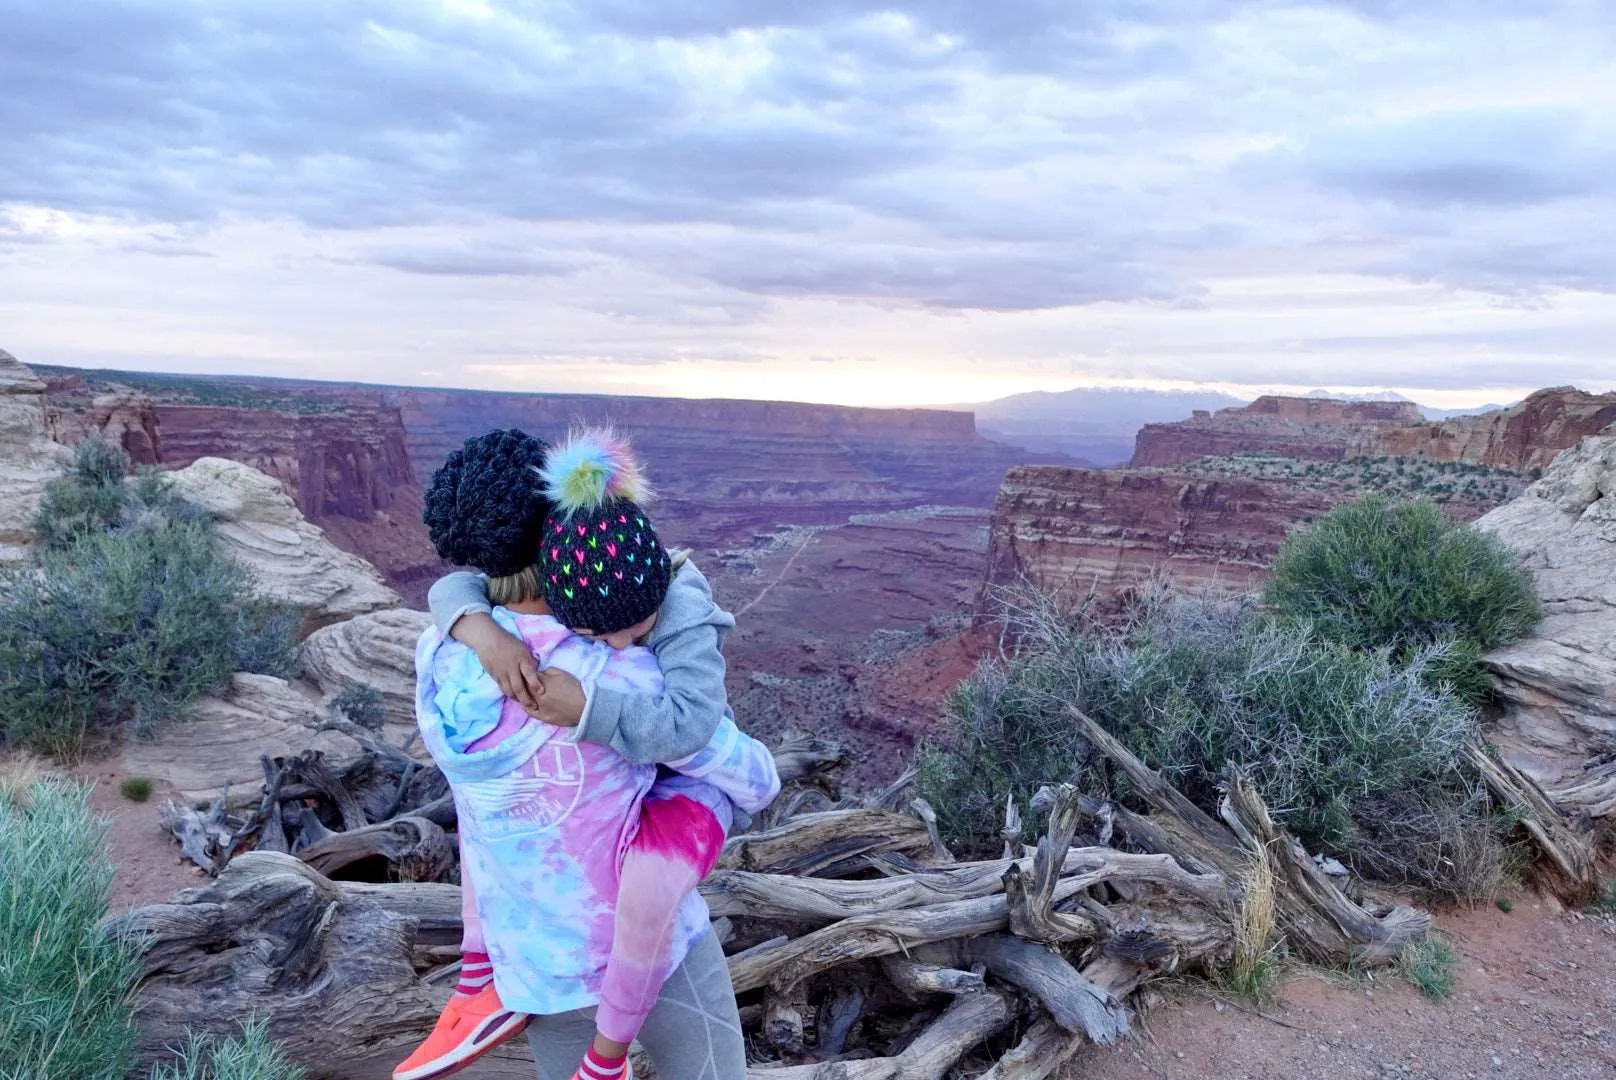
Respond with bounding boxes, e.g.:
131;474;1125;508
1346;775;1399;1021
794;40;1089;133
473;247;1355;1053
397;428;774;1080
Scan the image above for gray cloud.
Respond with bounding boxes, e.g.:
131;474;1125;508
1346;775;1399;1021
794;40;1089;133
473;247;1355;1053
1;0;1613;387
358;245;586;277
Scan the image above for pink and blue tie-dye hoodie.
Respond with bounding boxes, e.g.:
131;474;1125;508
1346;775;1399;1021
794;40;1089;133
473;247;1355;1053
414;608;779;1016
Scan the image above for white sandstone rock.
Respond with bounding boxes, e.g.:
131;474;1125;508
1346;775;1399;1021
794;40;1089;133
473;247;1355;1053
115;674;358;803
1477;430;1616;814
0;350;72;561
166;457;401;635
300;608;433;744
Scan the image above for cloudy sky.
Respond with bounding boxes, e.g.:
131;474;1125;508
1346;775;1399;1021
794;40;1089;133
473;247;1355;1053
2;1;1613;409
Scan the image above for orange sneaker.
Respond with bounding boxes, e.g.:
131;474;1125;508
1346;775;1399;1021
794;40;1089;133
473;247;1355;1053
394;985;530;1080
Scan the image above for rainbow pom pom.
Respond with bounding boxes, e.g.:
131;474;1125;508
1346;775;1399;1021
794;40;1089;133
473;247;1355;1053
538;428;651;515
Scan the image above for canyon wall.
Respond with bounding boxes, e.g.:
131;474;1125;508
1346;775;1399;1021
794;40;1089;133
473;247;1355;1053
1130;396;1423;467
1354;387;1616;470
981;466;1345;605
382;387;1021;548
1132;389;1616;471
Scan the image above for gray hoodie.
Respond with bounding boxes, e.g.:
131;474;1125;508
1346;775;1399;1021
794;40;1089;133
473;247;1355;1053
427;560;736;765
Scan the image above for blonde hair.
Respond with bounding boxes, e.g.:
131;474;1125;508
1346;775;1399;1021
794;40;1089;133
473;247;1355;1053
487;549;687;611
486;565;543;607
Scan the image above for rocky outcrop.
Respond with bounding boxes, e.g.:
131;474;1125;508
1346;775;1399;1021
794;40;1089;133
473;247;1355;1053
300;608;433;738
0;350;72;561
114;674;358;802
50;386;163;464
981;466;1345;607
1131;396;1423;468
1358;387;1616;471
149;401;417;523
1132;388;1616;473
1477;432;1616;814
166;458;401;635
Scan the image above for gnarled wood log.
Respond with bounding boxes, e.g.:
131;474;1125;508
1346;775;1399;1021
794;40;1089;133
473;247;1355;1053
970;934;1129;1043
880;956;984;997
744;990;1016;1080
1464;743;1599;904
296;814;454;883
1220;769;1429;966
114;852;528;1080
720;809;932;876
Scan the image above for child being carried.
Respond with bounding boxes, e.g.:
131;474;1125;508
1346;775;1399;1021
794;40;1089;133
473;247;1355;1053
400;430;778;1080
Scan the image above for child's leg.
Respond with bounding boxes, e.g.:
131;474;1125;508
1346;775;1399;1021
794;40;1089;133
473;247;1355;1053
456;833;494;998
593;794;727;1050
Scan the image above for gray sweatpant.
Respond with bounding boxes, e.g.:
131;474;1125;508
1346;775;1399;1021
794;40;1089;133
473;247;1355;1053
524;931;746;1080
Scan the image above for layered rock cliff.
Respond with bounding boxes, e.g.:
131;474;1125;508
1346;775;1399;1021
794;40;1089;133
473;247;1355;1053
1132;389;1616;472
41;370;442;590
1131;396;1424;467
384;387;1025;547
981;466;1345;606
1355;387;1616;470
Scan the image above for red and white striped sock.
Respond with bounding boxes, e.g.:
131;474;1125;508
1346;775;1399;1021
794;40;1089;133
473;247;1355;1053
455;952;494;997
574;1045;627;1080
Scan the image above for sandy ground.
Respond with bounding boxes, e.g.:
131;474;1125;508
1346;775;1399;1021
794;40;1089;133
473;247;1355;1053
1068;896;1616;1080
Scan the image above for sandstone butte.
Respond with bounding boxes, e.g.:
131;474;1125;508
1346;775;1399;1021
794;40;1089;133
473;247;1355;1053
985;387;1616;611
1130;388;1616;470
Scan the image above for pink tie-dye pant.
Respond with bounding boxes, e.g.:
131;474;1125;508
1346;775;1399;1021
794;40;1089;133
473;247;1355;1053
459;791;727;1046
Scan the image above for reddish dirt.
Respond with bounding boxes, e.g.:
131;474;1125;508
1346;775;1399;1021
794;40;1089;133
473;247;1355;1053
75;762;205;911
1069;895;1616;1080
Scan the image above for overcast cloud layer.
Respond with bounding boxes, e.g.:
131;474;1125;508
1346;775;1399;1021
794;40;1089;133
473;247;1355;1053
2;0;1612;407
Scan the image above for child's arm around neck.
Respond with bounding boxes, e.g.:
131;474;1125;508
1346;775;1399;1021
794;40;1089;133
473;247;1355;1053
574;559;738;765
427;560;739;766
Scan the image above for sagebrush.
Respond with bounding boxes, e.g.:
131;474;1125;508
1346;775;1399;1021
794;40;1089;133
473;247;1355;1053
0;780;142;1079
1266;495;1540;703
0;463;298;756
146;1021;306;1080
918;585;1504;900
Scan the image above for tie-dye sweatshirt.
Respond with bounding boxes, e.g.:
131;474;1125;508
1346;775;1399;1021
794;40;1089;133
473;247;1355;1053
415;609;780;1017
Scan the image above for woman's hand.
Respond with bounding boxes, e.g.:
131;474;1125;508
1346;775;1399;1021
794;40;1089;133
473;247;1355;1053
532;668;587;728
452;613;545;716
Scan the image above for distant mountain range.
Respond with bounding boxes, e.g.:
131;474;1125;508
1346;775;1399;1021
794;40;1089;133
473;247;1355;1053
954;387;1248;466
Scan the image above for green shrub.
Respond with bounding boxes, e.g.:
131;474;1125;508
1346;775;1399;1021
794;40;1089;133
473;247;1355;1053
0;779;142;1078
1400;937;1457;1000
34;437;132;550
0;514;299;757
917;586;1501;900
1266;495;1540;703
330;682;385;731
147;1020;306;1080
119;777;155;803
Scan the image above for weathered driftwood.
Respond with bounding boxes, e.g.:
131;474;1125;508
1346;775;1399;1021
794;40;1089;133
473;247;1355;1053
114;852;529;1080
1464;742;1600;904
720;809;932;876
975;1018;1077;1080
296;814;454;883
135;714;1445;1078
742;990;1017;1080
880;956;984;996
1069;706;1427;967
969;934;1129;1044
1219;769;1429;965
